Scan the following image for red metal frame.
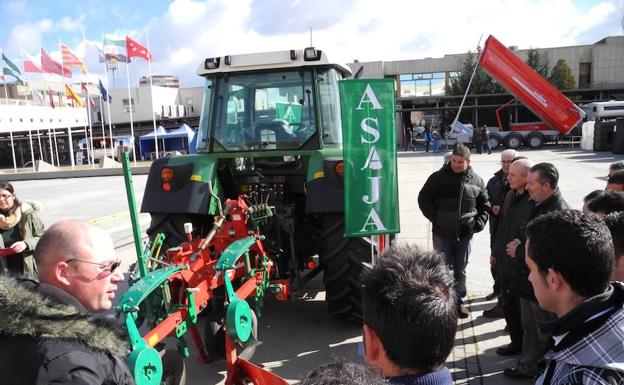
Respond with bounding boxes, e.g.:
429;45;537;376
137;197;291;378
480;35;582;135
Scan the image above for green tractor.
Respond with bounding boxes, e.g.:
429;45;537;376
141;47;372;322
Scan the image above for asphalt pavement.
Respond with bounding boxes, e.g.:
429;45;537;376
4;144;624;384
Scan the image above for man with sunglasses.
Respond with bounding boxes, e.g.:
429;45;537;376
0;220;135;385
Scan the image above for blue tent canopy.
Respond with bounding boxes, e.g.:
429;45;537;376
139;124;197;159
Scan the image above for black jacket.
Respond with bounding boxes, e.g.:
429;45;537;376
486;169;510;246
492;189;531;284
418;164;490;240
0;276;136;385
512;189;569;300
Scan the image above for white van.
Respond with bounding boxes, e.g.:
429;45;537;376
585;101;624;121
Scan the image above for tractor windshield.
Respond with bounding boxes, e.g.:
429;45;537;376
208;70;319;152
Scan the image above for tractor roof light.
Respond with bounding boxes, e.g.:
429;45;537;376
303;47;321;61
204;57;220;70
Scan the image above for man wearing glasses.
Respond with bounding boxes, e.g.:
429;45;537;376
0;220;135;384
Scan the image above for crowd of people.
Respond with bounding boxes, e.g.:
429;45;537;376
417;145;624;383
1;146;624;385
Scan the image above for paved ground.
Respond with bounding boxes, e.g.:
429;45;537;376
6;145;624;384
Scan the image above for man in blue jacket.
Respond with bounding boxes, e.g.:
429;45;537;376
418;144;490;317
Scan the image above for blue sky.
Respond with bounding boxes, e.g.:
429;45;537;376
0;0;621;88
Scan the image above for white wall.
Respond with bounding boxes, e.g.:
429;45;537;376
0;104;88;134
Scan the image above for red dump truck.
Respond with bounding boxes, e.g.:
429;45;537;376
455;35;585;150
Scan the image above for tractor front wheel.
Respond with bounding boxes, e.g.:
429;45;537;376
320;214;372;322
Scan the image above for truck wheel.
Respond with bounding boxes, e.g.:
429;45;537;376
526;132;545;149
504;133;523;149
320;214;372;322
488;134;502;150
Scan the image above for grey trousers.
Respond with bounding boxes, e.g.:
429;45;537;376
518;298;556;374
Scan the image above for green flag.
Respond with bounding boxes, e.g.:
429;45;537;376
339;79;400;236
275;102;302;124
3;66;23;83
1;53;22;76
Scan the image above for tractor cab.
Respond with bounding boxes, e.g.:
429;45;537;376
195;48;350;154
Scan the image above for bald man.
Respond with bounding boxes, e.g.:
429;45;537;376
490;159;533;372
0;221;135;385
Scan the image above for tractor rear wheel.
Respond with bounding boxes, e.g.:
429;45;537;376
320;214;372;322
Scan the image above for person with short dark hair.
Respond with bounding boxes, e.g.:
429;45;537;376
607;170;624;192
526;210;624;385
301;358;387;385
418;144;490;318
605;211;624;282
0;220;134;385
609;160;624;177
587;191;624;217
503;162;568;379
582;189;605;213
361;244;456;385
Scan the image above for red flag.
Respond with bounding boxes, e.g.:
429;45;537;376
125;36;151;61
21;49;43;73
48;88;55;108
41;48;72;77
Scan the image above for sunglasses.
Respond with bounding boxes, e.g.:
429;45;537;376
66;258;121;273
0;193;14;199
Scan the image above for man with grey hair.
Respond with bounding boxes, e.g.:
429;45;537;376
483;149;518;315
0;220;134;384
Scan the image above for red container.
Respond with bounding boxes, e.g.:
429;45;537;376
479;35;583;135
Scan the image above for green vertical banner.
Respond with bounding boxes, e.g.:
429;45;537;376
339;79;400;237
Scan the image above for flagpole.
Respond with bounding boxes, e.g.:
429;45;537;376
98;92;107;158
0;46;9;102
145;29;159;160
53;128;60;166
0;46;17;173
28;129;35;172
67;126;75;170
101;34;114;160
125;57;137;165
47;129;54;166
85;87;95;169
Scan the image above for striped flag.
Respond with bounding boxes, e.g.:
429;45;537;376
61;43;88;74
103;36;129;63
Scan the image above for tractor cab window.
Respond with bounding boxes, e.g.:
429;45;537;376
317;68;343;145
210;70;317;152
